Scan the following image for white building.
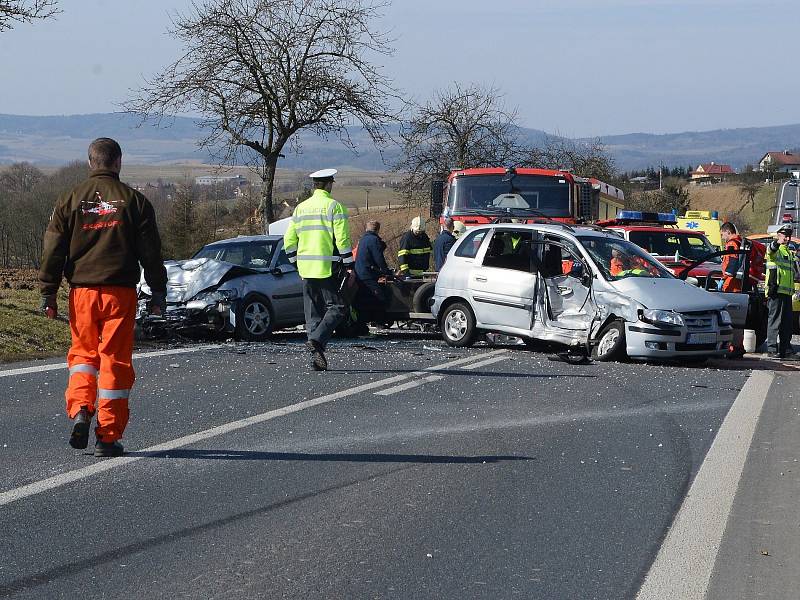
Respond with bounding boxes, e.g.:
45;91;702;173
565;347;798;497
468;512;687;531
195;174;249;186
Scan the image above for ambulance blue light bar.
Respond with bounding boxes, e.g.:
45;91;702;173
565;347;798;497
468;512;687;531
616;210;678;225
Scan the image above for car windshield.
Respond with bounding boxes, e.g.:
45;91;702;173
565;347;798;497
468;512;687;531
447;174;571;217
577;236;673;281
627;230;720;264
193;241;276;269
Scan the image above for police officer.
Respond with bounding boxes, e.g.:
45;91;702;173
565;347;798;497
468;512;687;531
39;137;167;457
433;217;457;271
765;224;796;358
397;216;432;277
283;169;353;371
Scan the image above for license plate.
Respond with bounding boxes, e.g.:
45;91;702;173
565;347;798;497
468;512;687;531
686;332;716;344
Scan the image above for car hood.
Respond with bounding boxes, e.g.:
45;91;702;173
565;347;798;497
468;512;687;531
141;258;259;303
610;277;728;312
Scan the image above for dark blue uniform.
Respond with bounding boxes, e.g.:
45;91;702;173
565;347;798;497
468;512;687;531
433;230;457;271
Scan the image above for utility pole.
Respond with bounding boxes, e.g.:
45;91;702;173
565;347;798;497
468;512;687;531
364;188;370;211
659;161;663;191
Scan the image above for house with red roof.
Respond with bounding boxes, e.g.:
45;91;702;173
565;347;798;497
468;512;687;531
759;151;800;173
690;162;734;182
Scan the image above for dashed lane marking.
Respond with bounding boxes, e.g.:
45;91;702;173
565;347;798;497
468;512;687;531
459;355;510;370
0;345;224;379
374;374;445;396
0;349;507;507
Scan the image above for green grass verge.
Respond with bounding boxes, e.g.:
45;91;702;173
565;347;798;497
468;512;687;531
0;286;71;363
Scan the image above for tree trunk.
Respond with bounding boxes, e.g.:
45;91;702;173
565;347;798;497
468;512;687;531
260;157;278;233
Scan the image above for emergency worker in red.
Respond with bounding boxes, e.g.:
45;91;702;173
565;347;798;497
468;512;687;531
720;222;743;292
38;138;167;457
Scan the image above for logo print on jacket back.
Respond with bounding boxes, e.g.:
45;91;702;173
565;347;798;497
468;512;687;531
81;191;122;230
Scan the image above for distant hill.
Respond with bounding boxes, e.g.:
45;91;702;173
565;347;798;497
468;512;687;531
1;112;798;172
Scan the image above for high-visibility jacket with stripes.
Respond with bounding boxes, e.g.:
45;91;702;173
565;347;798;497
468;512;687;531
283;189;353;279
397;231;432;276
765;242;794;296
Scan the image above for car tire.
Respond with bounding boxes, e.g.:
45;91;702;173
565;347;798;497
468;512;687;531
440;302;477;347
591;320;627;362
412;282;436;314
235;294;274;341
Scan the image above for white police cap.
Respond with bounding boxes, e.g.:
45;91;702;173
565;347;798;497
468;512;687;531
309;168;337;180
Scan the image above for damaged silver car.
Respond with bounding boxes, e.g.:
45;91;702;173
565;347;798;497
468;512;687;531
137;235;304;340
431;223;738;362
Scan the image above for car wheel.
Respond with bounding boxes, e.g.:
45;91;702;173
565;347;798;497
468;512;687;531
412;282;436;314
591;320;627;362
440;302;477;347
235;294;274;341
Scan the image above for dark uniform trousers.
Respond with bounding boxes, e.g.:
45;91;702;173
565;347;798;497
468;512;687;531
303;277;346;349
767;294;793;355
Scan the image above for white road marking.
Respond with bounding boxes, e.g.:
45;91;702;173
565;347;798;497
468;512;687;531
459;355;510;370
0;345;224;379
374;374;445;396
636;370;774;600
0;349;507;507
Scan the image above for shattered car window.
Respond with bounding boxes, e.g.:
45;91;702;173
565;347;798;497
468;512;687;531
193;241;277;269
577;236;672;281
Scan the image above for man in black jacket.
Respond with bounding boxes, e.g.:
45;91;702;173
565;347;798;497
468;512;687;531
433;217;457;271
355;220;392;303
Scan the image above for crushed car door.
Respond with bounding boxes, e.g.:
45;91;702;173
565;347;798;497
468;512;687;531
469;229;536;330
539;237;595;331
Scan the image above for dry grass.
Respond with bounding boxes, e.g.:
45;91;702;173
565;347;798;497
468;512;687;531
689;182;778;234
0;270;71;363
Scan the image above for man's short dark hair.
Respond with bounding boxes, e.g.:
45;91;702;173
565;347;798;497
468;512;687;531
720;222;737;235
88;138;122;169
443;217;454;230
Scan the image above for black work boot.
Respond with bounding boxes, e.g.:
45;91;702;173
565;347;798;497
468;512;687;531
69;407;92;450
306;339;328;371
94;439;124;457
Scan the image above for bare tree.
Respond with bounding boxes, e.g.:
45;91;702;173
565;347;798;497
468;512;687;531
394;83;526;201
125;0;398;228
0;0;59;31
737;181;761;214
525;135;616;181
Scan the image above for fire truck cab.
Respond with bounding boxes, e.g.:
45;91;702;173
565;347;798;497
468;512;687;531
430;167;625;227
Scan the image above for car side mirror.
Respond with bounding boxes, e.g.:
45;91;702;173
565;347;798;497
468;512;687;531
569;260;585;279
271;267;284;277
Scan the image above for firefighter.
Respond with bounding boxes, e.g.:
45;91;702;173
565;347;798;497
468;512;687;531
397;216;432;278
283;168;353;371
38;138;167;457
433;217;457;271
453;221;467;238
765;224;796;359
720;222;743;292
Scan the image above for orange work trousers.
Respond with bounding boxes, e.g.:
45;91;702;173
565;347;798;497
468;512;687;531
66;286;137;443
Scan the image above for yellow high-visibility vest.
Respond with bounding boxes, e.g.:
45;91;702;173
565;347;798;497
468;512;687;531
283;189;353;279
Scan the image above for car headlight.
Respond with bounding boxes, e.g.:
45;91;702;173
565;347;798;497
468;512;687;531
641;309;685;327
191;288;239;305
719;310;732;326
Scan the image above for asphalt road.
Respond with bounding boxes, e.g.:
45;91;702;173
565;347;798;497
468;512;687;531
774;180;799;228
0;334;765;599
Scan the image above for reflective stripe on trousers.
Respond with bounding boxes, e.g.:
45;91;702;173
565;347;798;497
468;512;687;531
67;286;136;442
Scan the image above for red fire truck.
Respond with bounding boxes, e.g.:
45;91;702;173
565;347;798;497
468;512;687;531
430;167;625;226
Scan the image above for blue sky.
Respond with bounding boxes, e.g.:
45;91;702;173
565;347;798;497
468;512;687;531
0;0;797;137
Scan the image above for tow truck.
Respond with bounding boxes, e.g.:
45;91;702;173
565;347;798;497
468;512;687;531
600;211;767;348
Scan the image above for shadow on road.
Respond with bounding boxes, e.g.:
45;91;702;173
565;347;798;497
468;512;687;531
127;449;535;464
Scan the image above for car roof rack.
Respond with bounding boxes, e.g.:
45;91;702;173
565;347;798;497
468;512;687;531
489;215;575;233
